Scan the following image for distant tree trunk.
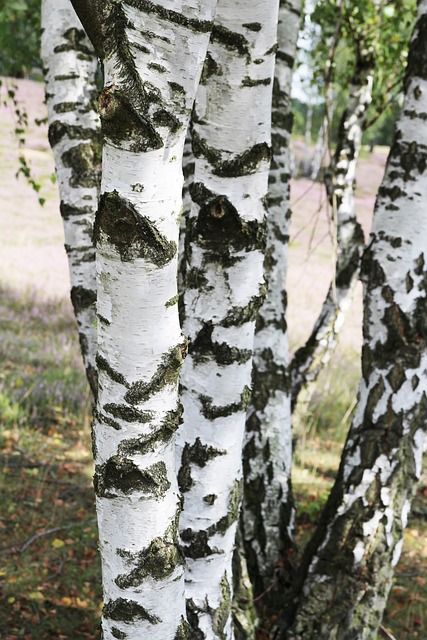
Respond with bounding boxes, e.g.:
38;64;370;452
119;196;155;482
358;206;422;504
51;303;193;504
280;2;427;636
177;0;280;635
290;44;373;412
70;1;218;637
241;0;301;628
41;0;100;399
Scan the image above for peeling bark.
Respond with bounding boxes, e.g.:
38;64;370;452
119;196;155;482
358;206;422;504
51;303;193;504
177;1;280;636
241;0;301;627
280;3;427;637
41;0;100;399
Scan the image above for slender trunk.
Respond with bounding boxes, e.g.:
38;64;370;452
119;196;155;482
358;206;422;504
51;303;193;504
281;3;427;637
70;2;218;637
177;1;280;636
290;49;373;412
41;0;100;399
241;0;301;626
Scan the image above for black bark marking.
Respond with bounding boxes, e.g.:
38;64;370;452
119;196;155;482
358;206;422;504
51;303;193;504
59;202;94;221
103;597;160;625
190;323;252;365
103;403;153;424
178;437;226;493
99;86;163;152
96;353;128;387
116;524;183;587
181;480;242;558
94;458;170;498
94;191;177;265
189;185;266;254
70;285;96;311
126;0;213;33
242;22;262;32
53;101;79;113
192;130;271;177
49;120;100;148
62;142;102;189
174;617;192;639
221;289;267;328
200;387;252;420
53;27;95;56
124;345;184;404
211;24;249;56
118;409;181;457
111;628;127;639
212;573;231;640
241;77;271;87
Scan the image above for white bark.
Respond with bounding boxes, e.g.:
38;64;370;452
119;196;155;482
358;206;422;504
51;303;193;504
177;2;280;637
283;3;427;636
68;2;219;638
41;0;100;398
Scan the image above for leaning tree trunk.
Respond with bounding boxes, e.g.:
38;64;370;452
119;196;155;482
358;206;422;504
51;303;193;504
70;1;219;638
41;0;100;399
241;0;301;627
290;46;374;412
177;1;280;636
279;2;427;637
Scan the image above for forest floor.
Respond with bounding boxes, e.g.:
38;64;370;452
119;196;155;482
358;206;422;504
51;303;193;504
0;78;426;640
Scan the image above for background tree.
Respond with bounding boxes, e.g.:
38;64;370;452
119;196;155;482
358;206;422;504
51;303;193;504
278;0;427;635
290;0;416;416
41;0;100;399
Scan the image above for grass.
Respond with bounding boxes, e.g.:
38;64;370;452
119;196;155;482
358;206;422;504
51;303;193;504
0;286;101;640
0;284;425;640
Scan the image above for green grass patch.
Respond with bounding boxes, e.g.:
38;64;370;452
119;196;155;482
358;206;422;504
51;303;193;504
0;285;101;640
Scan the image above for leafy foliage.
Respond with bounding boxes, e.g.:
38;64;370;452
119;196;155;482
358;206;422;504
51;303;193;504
0;0;41;77
307;0;416;145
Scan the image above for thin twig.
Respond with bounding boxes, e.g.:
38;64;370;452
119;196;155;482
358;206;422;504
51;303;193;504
20;526;71;553
379;625;398;640
44;551;68;582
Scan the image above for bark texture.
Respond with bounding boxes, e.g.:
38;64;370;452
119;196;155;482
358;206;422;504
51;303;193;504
41;0;100;399
241;0;301;625
290;36;374;412
70;1;218;637
177;1;280;636
281;3;427;637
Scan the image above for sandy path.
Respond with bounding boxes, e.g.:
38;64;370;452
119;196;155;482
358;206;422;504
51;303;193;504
0;77;387;356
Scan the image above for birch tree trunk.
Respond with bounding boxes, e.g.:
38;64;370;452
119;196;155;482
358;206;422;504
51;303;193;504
70;2;218;637
41;0;100;399
177;1;280;636
241;0;301;625
290;47;373;412
279;2;427;636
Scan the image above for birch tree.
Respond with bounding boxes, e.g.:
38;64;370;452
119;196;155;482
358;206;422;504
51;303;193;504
69;1;223;637
241;0;301;624
291;0;414;412
41;0;100;398
66;0;284;637
277;1;427;635
177;2;280;636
